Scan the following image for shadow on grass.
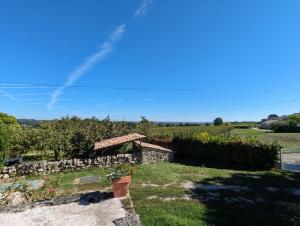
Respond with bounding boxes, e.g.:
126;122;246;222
174;158;275;171
187;171;300;226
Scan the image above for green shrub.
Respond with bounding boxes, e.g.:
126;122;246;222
173;136;280;169
270;120;300;133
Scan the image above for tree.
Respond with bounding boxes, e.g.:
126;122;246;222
0;112;18;125
213;117;224;126
288;114;300;123
137;116;155;137
267;114;279;120
0;121;10;165
0;113;21;164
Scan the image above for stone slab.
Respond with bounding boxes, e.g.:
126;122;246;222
73;176;100;184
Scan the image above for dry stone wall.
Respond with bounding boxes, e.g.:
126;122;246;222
141;148;174;164
0;149;173;179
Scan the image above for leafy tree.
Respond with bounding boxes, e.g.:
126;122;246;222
0;113;21;164
0;121;10;165
70;130;91;158
213;117;224;126
137;116;155;137
267;114;279;120
0;112;17;125
288;114;300;123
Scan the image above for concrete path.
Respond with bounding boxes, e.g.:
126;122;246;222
0;198;126;226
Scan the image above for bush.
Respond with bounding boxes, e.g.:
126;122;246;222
173;136;280;169
270;120;300;133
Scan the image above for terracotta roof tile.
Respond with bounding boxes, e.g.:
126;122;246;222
94;133;146;150
134;141;172;152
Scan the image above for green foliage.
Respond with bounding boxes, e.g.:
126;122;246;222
213;117;224;126
150;125;233;139
116;143;133;154
11;116;133;160
0;114;21;165
270;115;300;133
136;116;156;137
0;121;10;166
288;114;300;123
106;163;136;181
173;135;280;169
0;112;17;125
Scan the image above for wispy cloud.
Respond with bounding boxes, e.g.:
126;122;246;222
134;0;153;17
47;24;126;110
0;90;17;101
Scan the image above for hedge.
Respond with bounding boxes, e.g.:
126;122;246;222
172;137;280;169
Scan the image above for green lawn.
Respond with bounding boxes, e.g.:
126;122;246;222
131;163;300;226
232;129;300;152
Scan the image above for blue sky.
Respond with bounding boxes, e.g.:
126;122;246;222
1;0;300;122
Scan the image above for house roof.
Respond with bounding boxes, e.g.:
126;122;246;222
134;141;172;152
94;133;146;150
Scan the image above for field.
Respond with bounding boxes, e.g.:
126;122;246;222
7;163;299;226
232;129;300;152
151;125;232;138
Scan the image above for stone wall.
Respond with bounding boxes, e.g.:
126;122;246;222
0;149;173;179
141;148;174;164
0;153;139;179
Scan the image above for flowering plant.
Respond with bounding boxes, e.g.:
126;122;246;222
107;163;135;181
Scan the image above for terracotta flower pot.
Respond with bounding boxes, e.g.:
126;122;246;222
112;175;131;198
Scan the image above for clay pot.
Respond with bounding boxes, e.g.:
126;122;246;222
112;175;131;198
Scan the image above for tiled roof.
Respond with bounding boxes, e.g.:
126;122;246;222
134;141;172;152
94;133;146;150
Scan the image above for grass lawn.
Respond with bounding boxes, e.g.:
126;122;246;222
16;167;112;200
131;163;300;226
4;162;300;226
232;129;300;152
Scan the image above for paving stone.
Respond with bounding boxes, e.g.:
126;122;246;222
73;175;101;184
